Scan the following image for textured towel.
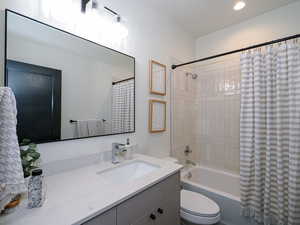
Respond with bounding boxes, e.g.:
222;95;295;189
76;120;89;138
0;87;26;211
87;119;103;136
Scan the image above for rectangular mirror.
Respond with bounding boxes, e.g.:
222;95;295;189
4;10;135;144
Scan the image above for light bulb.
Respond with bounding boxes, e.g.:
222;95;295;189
114;22;128;39
233;1;246;11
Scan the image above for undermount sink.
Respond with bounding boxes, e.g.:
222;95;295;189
97;161;160;184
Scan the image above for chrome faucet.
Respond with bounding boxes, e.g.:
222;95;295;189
112;143;127;164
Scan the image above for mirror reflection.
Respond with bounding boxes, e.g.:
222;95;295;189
4;11;135;143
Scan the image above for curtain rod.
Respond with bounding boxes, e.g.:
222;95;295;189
112;77;134;85
171;33;300;70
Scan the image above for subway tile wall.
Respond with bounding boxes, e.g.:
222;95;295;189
172;54;240;174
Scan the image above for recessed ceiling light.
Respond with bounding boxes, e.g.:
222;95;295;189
233;1;246;11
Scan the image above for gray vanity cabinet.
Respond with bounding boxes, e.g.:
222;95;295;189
156;172;181;225
117;172;180;225
81;172;180;225
82;208;117;225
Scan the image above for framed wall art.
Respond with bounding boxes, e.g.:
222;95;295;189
149;60;166;96
149;99;166;133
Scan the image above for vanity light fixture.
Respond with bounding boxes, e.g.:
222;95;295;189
103;6;128;39
81;0;128;39
233;1;246;11
82;0;100;13
81;0;122;21
113;18;129;39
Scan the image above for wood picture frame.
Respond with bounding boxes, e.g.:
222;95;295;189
149;99;166;133
149;60;166;96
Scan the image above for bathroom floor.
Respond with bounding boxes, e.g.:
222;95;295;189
181;220;225;225
181;223;225;225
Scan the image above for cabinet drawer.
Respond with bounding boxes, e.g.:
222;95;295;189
82;207;116;225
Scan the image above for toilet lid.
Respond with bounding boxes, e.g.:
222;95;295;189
181;190;220;217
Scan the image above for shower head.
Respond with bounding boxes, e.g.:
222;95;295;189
191;73;198;79
186;72;198;79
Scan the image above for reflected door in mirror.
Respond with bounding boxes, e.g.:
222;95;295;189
6;60;61;143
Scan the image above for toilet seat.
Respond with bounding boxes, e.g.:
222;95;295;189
180;209;221;224
181;190;221;224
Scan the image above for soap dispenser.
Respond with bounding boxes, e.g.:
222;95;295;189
28;169;45;208
125;138;133;160
126;138;130;146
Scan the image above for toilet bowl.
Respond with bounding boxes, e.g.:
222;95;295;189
163;157;221;225
181;190;221;224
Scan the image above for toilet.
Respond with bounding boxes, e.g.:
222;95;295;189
164;157;221;225
181;190;221;225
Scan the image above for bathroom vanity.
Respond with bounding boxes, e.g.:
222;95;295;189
83;172;180;225
1;155;182;225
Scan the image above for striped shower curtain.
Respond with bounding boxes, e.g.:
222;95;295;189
111;79;134;133
240;42;300;225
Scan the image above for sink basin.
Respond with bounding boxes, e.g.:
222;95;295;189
97;161;160;184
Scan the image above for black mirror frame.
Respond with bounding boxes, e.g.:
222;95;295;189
4;9;136;144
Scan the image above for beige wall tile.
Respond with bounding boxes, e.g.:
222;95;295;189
172;57;241;174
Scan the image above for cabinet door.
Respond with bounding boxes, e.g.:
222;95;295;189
156;172;181;225
82;208;116;225
131;214;156;225
117;172;180;225
117;184;160;225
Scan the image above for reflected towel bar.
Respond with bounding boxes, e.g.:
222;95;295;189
69;119;106;123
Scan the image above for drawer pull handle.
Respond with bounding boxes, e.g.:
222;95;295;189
150;213;156;220
157;208;164;214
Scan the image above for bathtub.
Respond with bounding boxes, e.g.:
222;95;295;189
181;166;255;225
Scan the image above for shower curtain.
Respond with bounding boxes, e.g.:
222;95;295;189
240;42;300;225
111;79;134;133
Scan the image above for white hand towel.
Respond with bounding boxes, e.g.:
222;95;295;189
0;87;26;211
76;120;89;138
87;119;103;136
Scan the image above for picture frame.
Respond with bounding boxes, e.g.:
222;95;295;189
149;99;166;133
149;60;166;96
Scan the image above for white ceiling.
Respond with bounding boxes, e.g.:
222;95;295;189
146;0;300;37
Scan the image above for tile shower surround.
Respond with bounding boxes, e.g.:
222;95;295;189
172;55;241;174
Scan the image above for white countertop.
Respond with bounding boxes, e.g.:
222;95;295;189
0;154;182;225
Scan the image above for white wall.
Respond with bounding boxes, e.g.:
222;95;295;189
0;0;195;167
196;1;300;58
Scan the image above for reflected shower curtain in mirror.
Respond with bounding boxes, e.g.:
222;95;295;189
111;79;134;133
240;42;300;225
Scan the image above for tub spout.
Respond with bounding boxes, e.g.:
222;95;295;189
185;159;197;166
